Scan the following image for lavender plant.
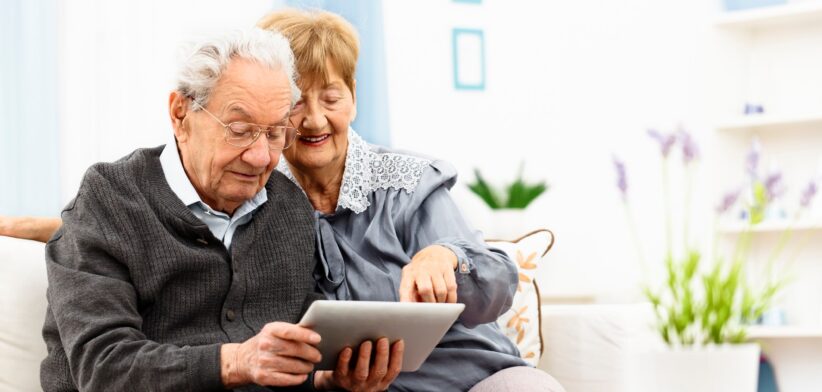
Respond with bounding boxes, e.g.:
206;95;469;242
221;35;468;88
613;129;810;346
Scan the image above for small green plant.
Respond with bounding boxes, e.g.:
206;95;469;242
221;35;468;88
643;251;784;346
468;163;548;209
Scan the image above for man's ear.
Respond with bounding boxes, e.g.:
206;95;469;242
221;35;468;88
169;91;190;142
350;79;357;123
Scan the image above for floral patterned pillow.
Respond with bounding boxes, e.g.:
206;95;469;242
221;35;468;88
487;229;554;366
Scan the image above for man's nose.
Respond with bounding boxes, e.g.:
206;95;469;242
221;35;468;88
242;134;273;168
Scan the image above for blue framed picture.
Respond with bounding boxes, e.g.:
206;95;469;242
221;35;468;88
452;28;485;91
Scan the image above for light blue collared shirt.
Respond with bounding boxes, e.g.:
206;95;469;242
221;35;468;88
159;139;267;249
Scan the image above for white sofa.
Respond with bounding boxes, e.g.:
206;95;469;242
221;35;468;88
0;234;656;391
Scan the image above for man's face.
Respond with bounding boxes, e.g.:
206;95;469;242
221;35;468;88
171;58;292;214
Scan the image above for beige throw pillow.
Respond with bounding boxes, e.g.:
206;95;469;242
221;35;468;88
487;229;554;366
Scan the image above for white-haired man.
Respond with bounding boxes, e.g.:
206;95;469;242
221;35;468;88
40;29;401;391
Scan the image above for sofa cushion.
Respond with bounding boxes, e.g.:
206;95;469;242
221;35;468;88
0;236;48;392
487;229;554;366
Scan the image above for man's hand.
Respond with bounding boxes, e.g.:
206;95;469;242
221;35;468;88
399;245;458;303
221;322;322;388
315;338;404;392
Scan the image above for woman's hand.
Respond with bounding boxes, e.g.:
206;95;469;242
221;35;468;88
315;338;404;391
0;216;62;243
399;245;458;303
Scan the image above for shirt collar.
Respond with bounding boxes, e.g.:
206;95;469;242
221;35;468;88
160;135;268;212
160;136;202;207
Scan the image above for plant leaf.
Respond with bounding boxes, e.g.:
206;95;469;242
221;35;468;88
467;169;502;209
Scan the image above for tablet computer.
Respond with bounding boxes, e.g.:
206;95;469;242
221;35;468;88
299;300;465;372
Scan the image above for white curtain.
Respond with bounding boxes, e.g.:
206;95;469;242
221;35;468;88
0;0;61;216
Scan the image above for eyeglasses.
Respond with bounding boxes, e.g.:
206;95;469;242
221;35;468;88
191;101;299;150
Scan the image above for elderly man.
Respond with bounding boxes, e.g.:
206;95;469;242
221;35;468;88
40;28;401;391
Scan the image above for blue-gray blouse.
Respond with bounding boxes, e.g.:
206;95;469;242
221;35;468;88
278;129;527;391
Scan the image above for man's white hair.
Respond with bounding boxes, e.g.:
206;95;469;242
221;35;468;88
176;28;300;110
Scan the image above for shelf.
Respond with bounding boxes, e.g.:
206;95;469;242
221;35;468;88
718;219;822;233
715;113;822;133
748;325;822;339
715;1;822;30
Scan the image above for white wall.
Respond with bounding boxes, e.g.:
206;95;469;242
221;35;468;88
383;0;723;301
55;0;722;301
52;0;822;321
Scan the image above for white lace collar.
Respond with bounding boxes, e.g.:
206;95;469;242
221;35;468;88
277;128;430;214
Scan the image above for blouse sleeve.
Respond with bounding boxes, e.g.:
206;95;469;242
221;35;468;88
397;160;518;328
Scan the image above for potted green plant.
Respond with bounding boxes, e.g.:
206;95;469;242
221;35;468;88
613;129;815;391
467;163;548;239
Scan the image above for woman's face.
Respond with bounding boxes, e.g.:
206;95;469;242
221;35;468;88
284;60;356;174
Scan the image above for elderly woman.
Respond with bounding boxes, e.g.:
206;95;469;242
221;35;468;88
256;9;564;392
0;9;564;392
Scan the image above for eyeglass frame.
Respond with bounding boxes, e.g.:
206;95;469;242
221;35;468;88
189;99;300;151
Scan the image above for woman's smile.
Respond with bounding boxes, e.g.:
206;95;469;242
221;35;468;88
299;133;332;147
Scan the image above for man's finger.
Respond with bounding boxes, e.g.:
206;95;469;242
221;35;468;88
269;339;323;364
266;322;321;345
257;353;315;375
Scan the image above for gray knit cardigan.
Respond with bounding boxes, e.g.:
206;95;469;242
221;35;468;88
40;146;319;392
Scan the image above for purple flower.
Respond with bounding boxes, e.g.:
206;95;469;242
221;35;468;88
648;129;676;158
613;156;628;199
746;139;761;179
800;180;818;208
763;171;785;201
716;188;741;214
677;128;699;164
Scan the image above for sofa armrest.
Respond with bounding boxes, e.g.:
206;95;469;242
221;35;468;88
537;303;657;392
0;236;49;391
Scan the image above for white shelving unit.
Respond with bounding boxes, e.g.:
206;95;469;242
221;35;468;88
715;1;822;30
748;325;822;338
716;112;822;133
712;1;822;336
746;324;822;391
718;219;822;233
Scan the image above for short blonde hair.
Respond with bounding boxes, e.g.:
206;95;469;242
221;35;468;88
257;9;359;93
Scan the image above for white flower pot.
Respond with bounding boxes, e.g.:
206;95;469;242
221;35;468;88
488;209;529;240
630;343;760;392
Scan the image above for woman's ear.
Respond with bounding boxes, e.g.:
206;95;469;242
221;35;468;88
168;91;190;142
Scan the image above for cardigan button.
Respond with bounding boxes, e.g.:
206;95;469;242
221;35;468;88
226;309;236;322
